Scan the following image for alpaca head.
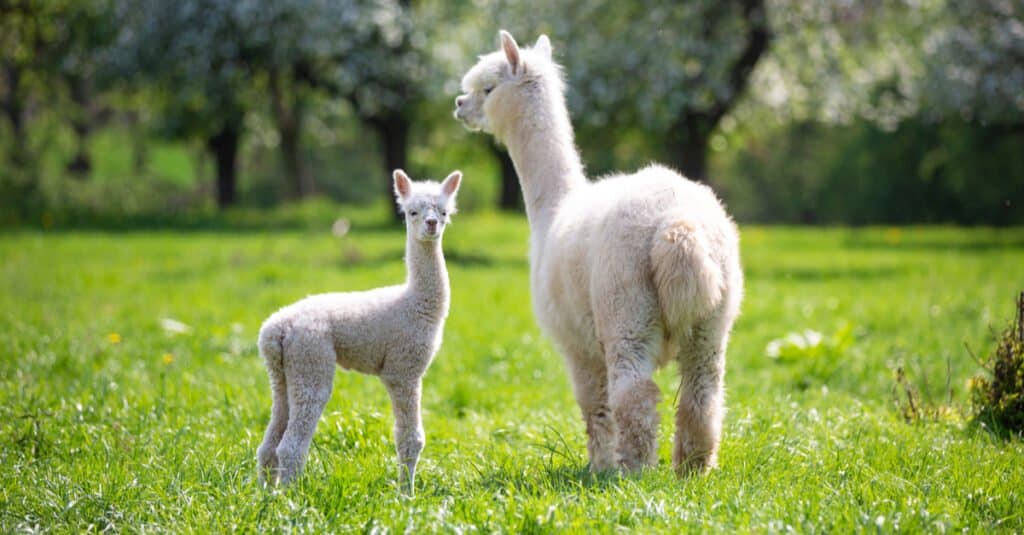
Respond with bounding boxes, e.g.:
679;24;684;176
454;30;560;139
393;169;462;242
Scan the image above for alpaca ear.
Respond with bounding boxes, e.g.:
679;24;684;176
393;169;412;201
441;170;462;198
534;35;552;59
500;30;520;75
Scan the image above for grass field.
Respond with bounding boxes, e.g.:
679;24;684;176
2;215;1023;532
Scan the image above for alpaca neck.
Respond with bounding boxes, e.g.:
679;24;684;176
405;235;449;316
502;85;586;237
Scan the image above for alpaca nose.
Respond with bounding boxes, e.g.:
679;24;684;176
455;95;465;108
425;218;438;231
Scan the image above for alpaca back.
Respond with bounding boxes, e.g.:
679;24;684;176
540;165;736;336
258;285;446;376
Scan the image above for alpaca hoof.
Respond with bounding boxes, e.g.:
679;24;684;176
398;461;418;496
616;456;654;474
673;452;716;477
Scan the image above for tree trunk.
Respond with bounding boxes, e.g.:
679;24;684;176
1;61;30;168
667;116;711;182
490;141;522;211
129;109;147;175
279;117;310;198
206;118;241;208
65;75;92;178
667;0;770;184
269;68;312;199
371;115;410;222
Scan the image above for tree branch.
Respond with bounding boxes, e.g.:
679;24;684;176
707;0;772;125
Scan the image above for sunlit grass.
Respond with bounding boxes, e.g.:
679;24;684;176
1;219;1022;531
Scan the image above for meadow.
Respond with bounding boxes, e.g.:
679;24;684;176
1;213;1022;532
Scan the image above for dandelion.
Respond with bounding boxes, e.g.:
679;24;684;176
161;353;175;365
107;332;122;344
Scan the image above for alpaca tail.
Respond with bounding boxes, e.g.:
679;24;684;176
257;317;287;374
650;219;725;330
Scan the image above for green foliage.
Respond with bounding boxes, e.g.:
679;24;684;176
716;117;1024;225
921;0;1024;125
891;358;963;425
3;0;1024;222
765;323;855;388
1;223;1023;531
969;293;1024;436
471;1;765;131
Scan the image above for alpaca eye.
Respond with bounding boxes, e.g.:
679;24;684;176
409;211;418;216
441;211;447;217
484;86;494;95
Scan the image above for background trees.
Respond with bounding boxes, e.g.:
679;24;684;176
1;0;1021;225
112;0;255;207
712;0;1024;224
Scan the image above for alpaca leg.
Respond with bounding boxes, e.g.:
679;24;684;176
594;267;664;472
274;342;335;485
257;368;289;486
565;355;616;472
383;376;424;495
606;337;662;472
674;314;730;476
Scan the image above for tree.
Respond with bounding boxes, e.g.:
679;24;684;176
1;0;52;169
0;0;117;223
239;0;429;217
1;0;116;170
50;0;118;177
920;0;1024;127
112;0;252;207
234;0;354;199
332;0;428;219
114;0;429;211
490;141;521;211
716;0;1024;225
466;0;771;183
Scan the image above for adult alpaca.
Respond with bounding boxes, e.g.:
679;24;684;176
454;31;743;474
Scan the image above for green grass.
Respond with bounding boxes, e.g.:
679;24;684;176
1;218;1022;532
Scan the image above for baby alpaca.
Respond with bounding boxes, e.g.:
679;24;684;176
256;169;462;490
455;32;743;475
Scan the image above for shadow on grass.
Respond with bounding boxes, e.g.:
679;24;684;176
476;462;619;493
842;231;1024;252
13;219;404;235
746;265;907;282
334;247;526;270
445;249;528;269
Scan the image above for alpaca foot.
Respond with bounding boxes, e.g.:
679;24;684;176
257;443;280;486
673;447;717;477
585;409;617;473
611;379;661;472
274;446;306;486
399;459;418;496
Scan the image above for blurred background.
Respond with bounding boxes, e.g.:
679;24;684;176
1;0;1022;228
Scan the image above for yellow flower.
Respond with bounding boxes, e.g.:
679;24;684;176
107;332;122;344
161;353;174;365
